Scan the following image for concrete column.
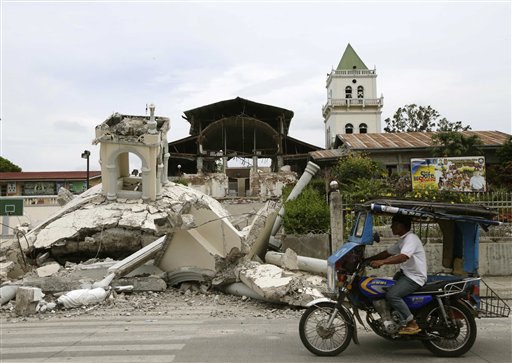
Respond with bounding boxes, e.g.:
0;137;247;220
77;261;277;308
156;162;163;199
106;164;117;200
277;155;284;169
329;182;343;252
252;156;258;172
141;167;151;201
197;156;203;173
265;251;327;274
162;151;170;185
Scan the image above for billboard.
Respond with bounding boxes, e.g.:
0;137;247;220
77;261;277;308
411;156;486;192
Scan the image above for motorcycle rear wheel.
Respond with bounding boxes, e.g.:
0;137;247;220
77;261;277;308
421;300;477;357
299;301;353;356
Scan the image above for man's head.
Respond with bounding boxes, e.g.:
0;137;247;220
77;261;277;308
391;214;412;235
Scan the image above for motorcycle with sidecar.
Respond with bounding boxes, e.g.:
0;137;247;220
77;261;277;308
299;199;510;357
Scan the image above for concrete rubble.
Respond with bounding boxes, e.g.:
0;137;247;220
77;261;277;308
0;162;333;315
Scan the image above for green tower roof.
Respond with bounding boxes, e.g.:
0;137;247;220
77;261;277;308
336;44;368;70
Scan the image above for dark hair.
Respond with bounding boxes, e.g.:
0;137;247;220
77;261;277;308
392;214;412;230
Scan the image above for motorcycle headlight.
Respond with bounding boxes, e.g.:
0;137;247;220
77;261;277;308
327;265;336;292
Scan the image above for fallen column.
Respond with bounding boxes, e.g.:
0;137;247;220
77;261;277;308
108;235;167;277
265;251;327;275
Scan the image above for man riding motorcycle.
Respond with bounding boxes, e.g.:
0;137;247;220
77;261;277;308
366;214;427;334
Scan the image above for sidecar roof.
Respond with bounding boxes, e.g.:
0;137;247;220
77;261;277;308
359;199;499;228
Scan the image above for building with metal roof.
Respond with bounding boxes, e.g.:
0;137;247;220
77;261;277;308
310;130;511;175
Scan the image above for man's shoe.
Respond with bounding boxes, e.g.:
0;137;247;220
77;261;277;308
398;325;421;335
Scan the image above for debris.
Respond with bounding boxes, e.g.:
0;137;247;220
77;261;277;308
282;248;299;271
36;262;61;277
1;285;19;305
57;287;109;309
57;187;75;206
91;273;115;289
112;276;167;291
166;267;215;287
223;282;270;302
107;236;167;277
15;287;43;316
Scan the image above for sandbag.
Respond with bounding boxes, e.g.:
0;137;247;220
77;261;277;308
57;287;109;308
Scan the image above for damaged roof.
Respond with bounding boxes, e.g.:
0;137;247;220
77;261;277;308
183;97;294;136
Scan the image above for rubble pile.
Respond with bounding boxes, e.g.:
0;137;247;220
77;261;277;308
1;171;329;318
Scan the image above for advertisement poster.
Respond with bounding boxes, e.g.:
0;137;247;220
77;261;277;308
411;156;486;192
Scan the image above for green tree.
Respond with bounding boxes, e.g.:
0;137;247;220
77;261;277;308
332;152;384;184
488;137;512;190
283;186;330;234
431;131;483;157
0;156;22;172
384;104;471;133
332;152;390;203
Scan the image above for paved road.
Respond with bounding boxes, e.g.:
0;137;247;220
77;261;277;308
1;315;511;363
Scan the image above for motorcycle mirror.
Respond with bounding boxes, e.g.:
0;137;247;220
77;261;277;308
373;232;381;243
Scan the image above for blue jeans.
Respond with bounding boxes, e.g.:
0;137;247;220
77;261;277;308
386;274;421;325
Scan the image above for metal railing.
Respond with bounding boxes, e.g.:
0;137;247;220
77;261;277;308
322;97;383;115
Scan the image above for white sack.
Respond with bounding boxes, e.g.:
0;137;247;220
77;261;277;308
57;287;108;308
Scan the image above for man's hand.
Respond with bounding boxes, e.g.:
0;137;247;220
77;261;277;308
370;260;384;268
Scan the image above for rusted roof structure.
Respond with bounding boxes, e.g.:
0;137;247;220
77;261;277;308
336;131;509;151
169;97;322;175
310;131;511;173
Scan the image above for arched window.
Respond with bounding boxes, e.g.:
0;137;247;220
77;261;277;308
357;86;364;98
345;86;352;99
359;123;368;134
345;123;354;134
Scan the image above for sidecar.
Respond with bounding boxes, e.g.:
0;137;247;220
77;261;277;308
327;199;511;318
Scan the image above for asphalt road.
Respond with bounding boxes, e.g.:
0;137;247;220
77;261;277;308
1;314;511;363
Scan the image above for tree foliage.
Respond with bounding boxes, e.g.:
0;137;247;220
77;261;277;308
283;186;330;234
431;131;483;157
331;152;384;185
488;137;512;190
384;104;471;133
331;152;390;203
0;156;22;172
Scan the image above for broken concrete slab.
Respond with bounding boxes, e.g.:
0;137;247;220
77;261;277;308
36;262;61;277
281;248;299;271
236;259;328;307
15;286;43;316
108;236;167;277
239;263;293;302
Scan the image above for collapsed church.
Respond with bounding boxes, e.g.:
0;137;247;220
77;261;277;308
167;97;322;199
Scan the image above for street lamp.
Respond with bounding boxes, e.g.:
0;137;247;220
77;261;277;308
81;150;91;190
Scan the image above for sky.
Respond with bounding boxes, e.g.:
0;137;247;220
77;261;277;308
0;0;511;172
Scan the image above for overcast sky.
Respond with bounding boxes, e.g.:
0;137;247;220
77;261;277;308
1;0;510;172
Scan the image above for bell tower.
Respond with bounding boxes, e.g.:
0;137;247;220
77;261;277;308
323;44;384;148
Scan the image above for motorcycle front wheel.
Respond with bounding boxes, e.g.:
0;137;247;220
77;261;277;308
421;300;477;357
299;301;354;356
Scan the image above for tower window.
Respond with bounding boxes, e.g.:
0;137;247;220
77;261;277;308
359;123;368;134
357;86;364;98
352;79;357;84
345;123;354;134
345;86;352;99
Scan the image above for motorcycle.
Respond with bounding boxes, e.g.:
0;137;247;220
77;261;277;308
298;199;502;357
